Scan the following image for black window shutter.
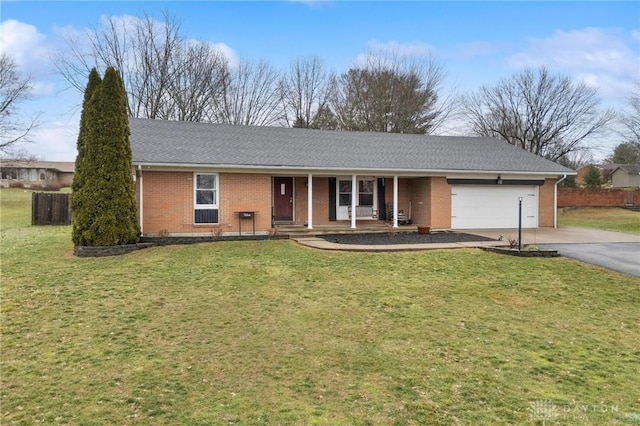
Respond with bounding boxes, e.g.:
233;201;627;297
328;177;336;221
377;178;386;221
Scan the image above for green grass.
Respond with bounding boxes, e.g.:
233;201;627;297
2;188;640;425
558;207;640;234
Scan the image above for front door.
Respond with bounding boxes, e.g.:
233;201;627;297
273;177;294;221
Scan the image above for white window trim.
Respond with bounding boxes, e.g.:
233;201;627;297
194;172;219;224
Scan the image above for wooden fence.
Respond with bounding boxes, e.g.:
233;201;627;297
32;192;71;225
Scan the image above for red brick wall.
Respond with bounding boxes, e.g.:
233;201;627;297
538;179;555;227
384;178;412;217
139;171;272;236
294;176;332;226
429;177;452;229
558;188;640;207
410;177;430;225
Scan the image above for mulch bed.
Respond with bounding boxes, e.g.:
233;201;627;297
319;231;496;245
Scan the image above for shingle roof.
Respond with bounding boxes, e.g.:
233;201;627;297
613;164;640;174
0;160;75;173
129;118;574;175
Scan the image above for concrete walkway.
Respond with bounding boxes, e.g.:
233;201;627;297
292;236;508;252
292;227;639;252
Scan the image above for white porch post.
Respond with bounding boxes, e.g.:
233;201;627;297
307;173;313;229
393;175;399;228
351;174;357;229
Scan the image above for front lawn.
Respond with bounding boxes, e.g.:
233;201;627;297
2;189;639;424
558;207;640;234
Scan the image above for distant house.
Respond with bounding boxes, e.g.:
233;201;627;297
576;163;621;185
0;160;75;189
611;165;640;188
130;118;574;236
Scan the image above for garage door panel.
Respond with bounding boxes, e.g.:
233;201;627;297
451;185;538;229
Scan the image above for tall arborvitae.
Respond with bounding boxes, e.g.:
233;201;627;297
73;67;140;246
71;68;102;245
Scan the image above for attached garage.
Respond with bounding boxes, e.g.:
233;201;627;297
450;185;539;229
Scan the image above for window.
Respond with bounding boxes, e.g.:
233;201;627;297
359;180;374;206
39;169;46;180
1;168;18;180
338;180;352;206
194;173;219;224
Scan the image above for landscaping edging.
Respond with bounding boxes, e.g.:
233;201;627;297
481;246;559;257
74;234;290;257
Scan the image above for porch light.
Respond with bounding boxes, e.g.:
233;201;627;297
497;176;502;185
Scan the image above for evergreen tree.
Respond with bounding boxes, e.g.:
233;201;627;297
73;67;140;246
610;142;640;164
72;68;102;245
583;164;605;189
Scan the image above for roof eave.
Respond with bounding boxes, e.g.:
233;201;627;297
133;161;576;177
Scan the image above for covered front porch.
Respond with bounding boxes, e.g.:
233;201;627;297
271;173;452;232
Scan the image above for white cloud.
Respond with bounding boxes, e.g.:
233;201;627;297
203;41;239;69
354;40;437;68
506;27;639;102
0;19;52;75
30;119;79;161
367;40;435;57
452;40;499;59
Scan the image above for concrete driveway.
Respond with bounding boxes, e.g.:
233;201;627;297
466;227;640;278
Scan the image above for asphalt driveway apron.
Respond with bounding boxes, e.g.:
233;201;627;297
464;227;639;278
538;243;640;278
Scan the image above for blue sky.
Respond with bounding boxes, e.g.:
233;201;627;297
1;1;639;161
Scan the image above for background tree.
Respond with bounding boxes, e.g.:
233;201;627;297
460;67;615;161
620;82;640;145
556;151;591;188
330;52;452;134
583;164;605;189
214;59;282;126
55;12;227;122
609;141;640;164
0;53;40;156
280;56;334;128
72;67;140;246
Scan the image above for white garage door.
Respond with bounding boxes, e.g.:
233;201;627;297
451;185;538;229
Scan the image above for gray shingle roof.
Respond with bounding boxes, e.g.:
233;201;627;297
614;164;640;174
129;118;574;175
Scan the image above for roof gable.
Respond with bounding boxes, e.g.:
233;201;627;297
612;164;640;175
129;118;574;175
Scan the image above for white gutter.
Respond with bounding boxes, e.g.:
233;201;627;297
138;165;144;235
554;174;567;228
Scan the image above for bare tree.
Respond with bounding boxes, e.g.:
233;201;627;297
214;59;283;126
620;82;640;145
460;67;615;160
280;56;334;128
0;54;40;155
330;51;453;134
161;42;228;122
54;11;227;122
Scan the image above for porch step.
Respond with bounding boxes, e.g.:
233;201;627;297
275;224;418;237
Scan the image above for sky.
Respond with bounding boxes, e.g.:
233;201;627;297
1;1;639;162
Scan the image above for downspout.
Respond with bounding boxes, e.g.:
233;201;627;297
138;165;144;235
554;174;567;228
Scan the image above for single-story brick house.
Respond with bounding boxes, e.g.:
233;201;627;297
130;118;575;236
0;160;75;188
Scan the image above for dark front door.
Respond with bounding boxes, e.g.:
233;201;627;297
273;177;293;221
